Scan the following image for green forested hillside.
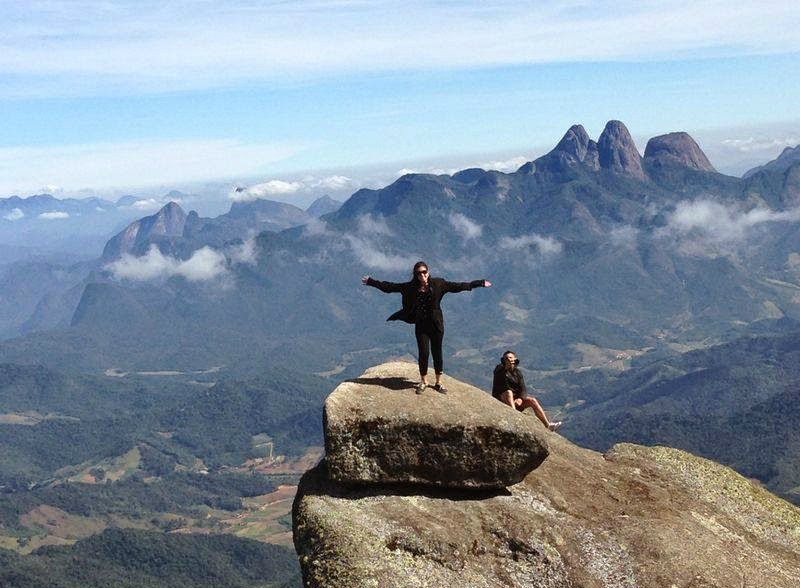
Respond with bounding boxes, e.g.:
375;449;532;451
0;529;301;587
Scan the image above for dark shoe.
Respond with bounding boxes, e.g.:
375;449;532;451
434;383;447;394
415;382;427;394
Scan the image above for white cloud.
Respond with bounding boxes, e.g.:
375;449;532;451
39;184;62;194
661;198;800;242
721;137;800;153
231;174;358;204
230;179;303;202
129;198;164;211
499;233;562;256
609;226;639;248
106;245;227;282
228;239;258;266
313;175;354;191
303;218;332;237
38;211;70;219
3;208;24;221
357;214;393;237
479;156;528;173
2;2;799;97
449;212;482;240
0;139;302;195
345;235;413;272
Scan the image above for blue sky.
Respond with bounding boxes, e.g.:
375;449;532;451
1;1;799;204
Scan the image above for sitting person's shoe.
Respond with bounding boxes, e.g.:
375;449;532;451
548;421;563;432
415;382;427;394
433;383;447;394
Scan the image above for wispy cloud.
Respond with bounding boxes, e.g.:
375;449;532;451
660;198;800;242
3;208;24;221
357;214;393;237
106;244;228;282
38;211;70;220
3;2;798;97
346;235;414;272
231;180;303;201
232;174;357;202
449;212;482;240
478;156;528;173
228;238;258;266
0;139;302;195
721;137;800;153
499;233;562;256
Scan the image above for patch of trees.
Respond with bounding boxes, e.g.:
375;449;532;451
0;528;301;587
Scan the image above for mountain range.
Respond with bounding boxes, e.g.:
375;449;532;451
17;120;796;375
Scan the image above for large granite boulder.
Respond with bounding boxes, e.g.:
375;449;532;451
294;435;800;588
323;362;550;489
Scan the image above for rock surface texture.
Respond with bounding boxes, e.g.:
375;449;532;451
294;363;800;588
643;132;717;172
597;120;645;179
323;362;549;488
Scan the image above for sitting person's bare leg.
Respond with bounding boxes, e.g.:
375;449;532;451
520;397;562;431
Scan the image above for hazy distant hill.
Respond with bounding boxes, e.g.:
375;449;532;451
305;195;342;218
743;144;800;179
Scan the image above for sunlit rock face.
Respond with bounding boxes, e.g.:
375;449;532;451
293;363;800;588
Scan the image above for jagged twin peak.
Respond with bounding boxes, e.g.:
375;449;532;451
533;120;715;177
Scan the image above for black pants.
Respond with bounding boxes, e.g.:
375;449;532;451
415;320;443;376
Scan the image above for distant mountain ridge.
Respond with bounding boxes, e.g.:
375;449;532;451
4;119;797;379
744;144;800;179
101;194;342;262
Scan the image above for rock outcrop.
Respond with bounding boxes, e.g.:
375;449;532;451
597;120;645;179
324;362;548;488
101;201;186;261
530;125;600;175
643;132;716;172
293;363;800;588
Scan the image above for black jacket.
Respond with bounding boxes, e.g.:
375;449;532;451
492;363;527;399
366;276;485;331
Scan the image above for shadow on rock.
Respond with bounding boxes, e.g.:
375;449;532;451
346;376;418;391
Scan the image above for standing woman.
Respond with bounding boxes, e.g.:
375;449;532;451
362;261;491;394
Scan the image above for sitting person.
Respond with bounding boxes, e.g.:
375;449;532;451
492;350;562;432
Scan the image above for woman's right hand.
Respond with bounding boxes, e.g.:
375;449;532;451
361;275;371;285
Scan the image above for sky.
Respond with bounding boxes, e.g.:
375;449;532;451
1;0;799;207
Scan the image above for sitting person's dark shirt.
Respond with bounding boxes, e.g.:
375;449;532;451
492;363;527;400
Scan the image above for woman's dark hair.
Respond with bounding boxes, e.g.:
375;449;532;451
502;350;520;366
411;260;429;283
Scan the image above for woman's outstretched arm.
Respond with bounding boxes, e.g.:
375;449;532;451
442;279;492;293
361;275;405;293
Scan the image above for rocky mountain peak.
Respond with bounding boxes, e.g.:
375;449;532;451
293;362;800;588
644;131;716;172
743;144;800;179
101;201;187;261
597;119;645;178
529;123;600;175
306;194;343;218
554;124;591;159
